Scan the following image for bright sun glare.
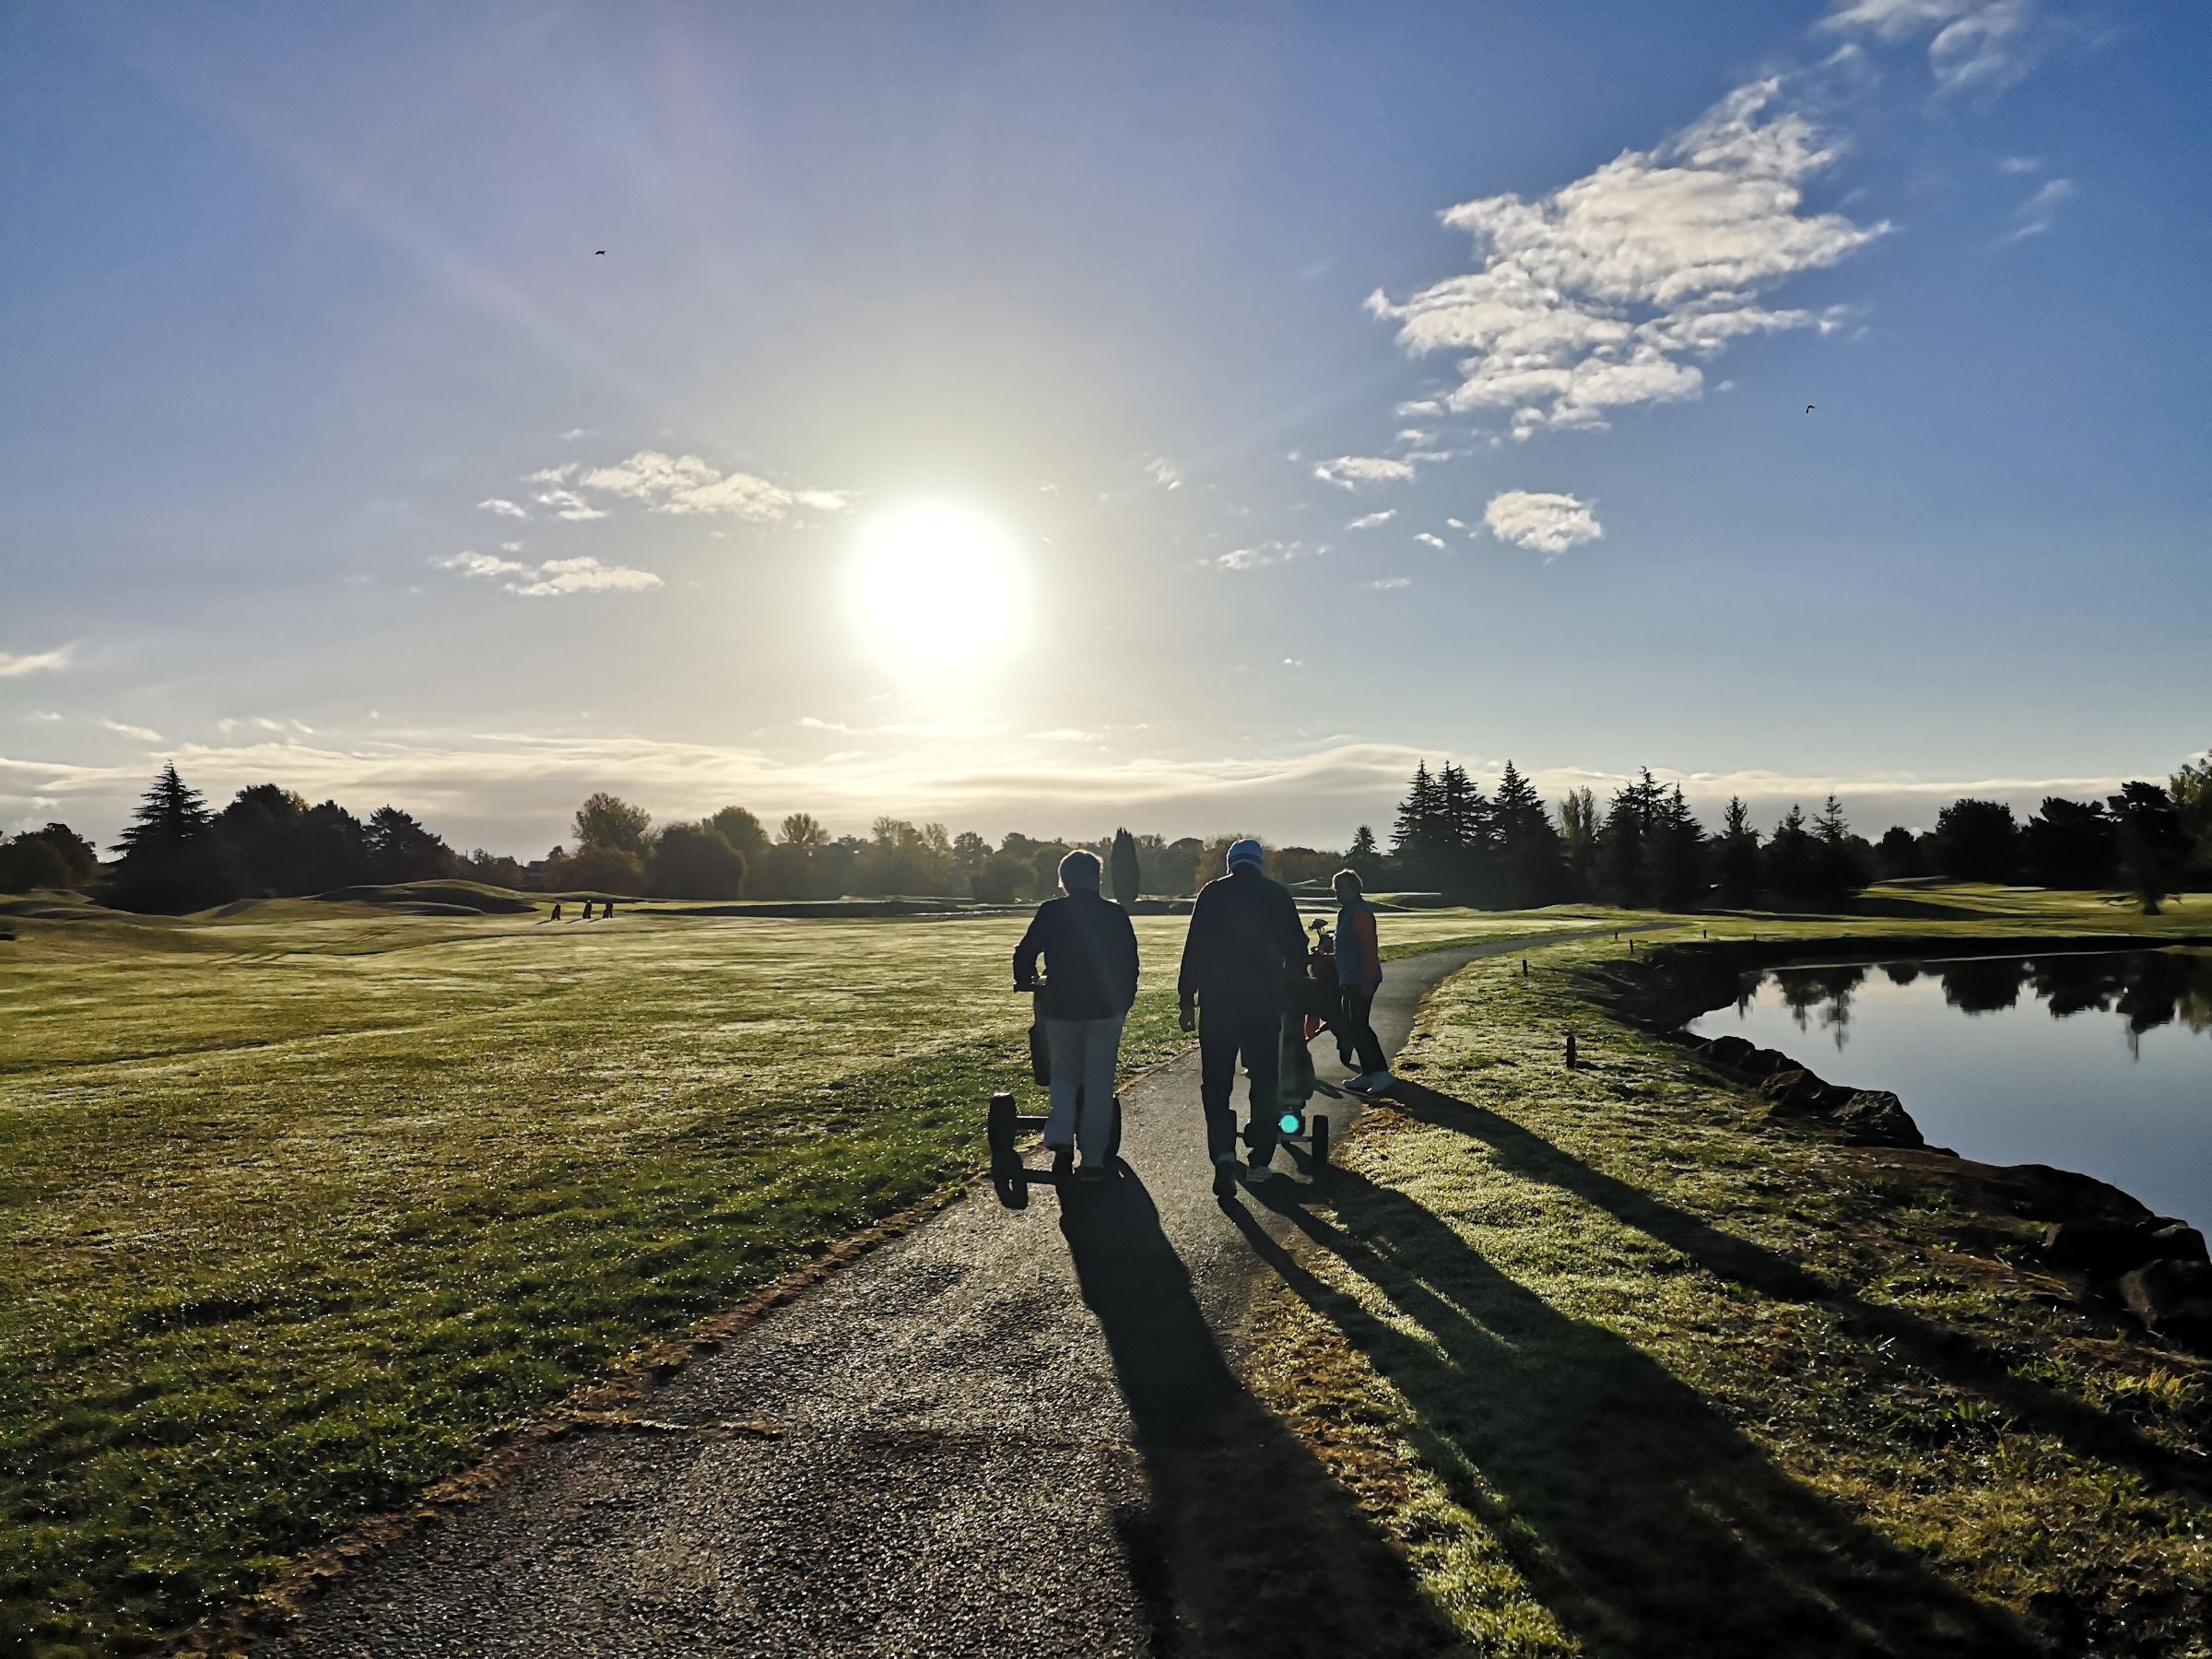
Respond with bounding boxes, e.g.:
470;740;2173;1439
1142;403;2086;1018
853;505;1023;667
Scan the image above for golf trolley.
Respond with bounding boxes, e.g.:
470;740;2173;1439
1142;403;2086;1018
1270;1009;1333;1177
986;982;1123;1210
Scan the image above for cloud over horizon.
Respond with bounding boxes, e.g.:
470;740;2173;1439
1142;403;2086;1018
1484;489;1605;555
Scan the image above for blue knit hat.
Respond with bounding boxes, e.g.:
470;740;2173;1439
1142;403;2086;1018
1226;837;1265;872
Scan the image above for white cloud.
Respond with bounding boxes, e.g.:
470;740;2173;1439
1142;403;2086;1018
1144;456;1183;490
1366;79;1885;440
1413;532;1447;549
558;428;595;441
1444;516;1467;530
439;551;531;581
1483;489;1606;556
0;645;75;677
1368;577;1412;591
535;487;606;522
1215;542;1299;571
510;557;663;598
477;498;529;520
1030;728;1103;743
100;719;163;744
28;711;63;723
1346;509;1397;530
1820;0;2040;94
571;451;847;522
1313;455;1417;489
436;550;661;597
2005;177;2074;241
1999;155;2040;173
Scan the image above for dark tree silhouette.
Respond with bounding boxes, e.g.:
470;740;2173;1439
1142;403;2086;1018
1714;796;1763;905
1109;826;1141;907
1763;804;1818;900
109;763;238;912
1932;798;2019;883
572;792;653;855
706;805;770;866
2019;796;2116;889
1875;826;1924;880
366;806;458;883
0;821;99;891
1810;794;1865;905
2108;782;2190;914
649;823;747;899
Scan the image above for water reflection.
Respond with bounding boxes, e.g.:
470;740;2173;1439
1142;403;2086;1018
1756;950;2212;1054
1690;949;2212;1230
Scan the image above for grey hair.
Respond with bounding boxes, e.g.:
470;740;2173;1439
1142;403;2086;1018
1059;849;1102;892
1332;867;1363;894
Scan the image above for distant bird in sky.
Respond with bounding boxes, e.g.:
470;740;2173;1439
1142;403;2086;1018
594;249;606;256
1805;403;1815;413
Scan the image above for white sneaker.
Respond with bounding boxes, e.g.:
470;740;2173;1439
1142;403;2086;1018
1361;1070;1396;1094
1341;1073;1376;1094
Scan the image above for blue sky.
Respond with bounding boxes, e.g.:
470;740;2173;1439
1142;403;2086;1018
4;0;2206;852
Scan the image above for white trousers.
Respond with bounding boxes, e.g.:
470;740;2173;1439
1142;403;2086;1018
1043;1013;1125;1166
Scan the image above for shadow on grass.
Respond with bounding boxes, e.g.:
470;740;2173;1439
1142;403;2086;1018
1228;1164;2034;1657
1056;1167;1466;1659
1388;1080;2206;1498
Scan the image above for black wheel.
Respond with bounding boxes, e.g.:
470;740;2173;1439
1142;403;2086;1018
1105;1094;1123;1162
987;1091;1028;1210
1311;1113;1331;1171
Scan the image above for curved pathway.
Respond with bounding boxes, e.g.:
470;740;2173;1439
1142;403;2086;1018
260;935;1585;1658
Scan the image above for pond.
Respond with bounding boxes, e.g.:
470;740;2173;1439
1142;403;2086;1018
1688;949;2212;1230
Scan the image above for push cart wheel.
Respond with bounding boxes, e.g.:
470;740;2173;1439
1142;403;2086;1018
1311;1113;1331;1171
987;1090;1028;1210
1105;1094;1124;1162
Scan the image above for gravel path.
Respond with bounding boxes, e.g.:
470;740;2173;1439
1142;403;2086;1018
259;937;1567;1658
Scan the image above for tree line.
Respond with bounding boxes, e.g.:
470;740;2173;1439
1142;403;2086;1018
1363;753;2211;914
3;752;2205;914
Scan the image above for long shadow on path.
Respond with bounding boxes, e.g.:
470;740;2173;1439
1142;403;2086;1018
1055;1168;1465;1659
1230;1165;2036;1658
1388;1080;2206;1497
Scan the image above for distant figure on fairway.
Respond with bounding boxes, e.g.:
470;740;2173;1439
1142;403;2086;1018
582;900;594;922
550;902;562;922
1178;839;1306;1196
1331;869;1393;1095
603;899;616;920
1014;849;1140;1183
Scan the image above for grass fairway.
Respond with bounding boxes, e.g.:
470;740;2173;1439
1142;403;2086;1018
1244;895;2212;1657
0;892;1569;1652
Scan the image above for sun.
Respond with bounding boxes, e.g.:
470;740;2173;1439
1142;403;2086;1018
852;504;1024;667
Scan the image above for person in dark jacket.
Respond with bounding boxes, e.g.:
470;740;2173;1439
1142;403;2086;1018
1014;849;1140;1181
1176;838;1307;1195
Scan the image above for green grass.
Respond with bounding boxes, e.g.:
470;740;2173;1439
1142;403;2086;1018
1243;898;2212;1657
0;891;1575;1652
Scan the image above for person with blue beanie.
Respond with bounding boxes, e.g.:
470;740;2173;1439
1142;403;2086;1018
1176;838;1308;1196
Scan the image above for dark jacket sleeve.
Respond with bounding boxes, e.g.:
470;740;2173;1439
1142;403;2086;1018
1014;904;1047;989
1177;885;1212;1006
1111;905;1139;1013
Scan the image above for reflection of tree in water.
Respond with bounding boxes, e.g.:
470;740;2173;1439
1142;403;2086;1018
1756;951;2212;1058
1773;965;1867;1050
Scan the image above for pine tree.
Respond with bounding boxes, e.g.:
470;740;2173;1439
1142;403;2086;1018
1810;794;1864;905
1391;763;1438;859
1435;763;1495;902
1109;826;1141;907
1595;770;1665;907
1347;824;1381;881
1558;786;1599;899
1492;760;1564;906
2109;782;2190;914
110;763;234;912
1714;795;1763;905
1649;784;1709;910
1765;804;1818;900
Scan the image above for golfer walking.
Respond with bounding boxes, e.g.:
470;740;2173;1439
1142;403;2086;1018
1331;868;1394;1095
1014;850;1139;1182
1177;839;1308;1196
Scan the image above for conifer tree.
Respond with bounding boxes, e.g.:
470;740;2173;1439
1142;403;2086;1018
1109;826;1141;907
1765;804;1818;900
110;763;236;912
1714;795;1763;905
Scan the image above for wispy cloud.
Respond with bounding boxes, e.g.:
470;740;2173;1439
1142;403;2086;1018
1313;455;1417;489
1214;541;1303;571
2005;176;2075;241
218;716;315;738
1821;0;2041;95
557;428;595;441
1368;577;1412;591
1346;509;1397;530
1144;456;1184;491
1998;155;2040;173
1413;532;1447;549
0;644;76;677
564;451;847;522
477;498;529;520
1366;79;1881;441
100;718;163;744
436;551;662;597
1484;490;1606;556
